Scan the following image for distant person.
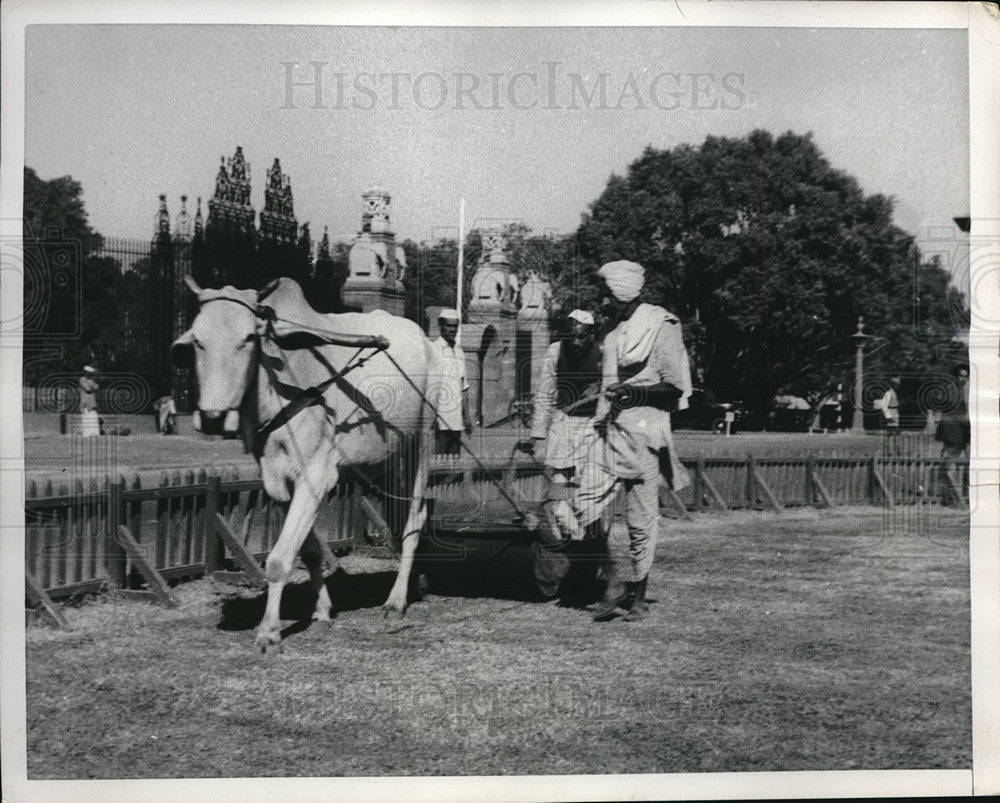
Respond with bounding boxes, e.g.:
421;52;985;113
522;309;603;538
154;393;178;435
816;384;845;432
935;363;970;505
429;309;471;456
78;365;100;437
874;376;901;432
78;366;98;412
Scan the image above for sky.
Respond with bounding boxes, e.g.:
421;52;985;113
24;24;969;265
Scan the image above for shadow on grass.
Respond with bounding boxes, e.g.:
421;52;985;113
216;567;400;632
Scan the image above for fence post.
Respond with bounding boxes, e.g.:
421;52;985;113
868;456;877;505
694;458;705;511
106;479;127;588
129;474;142;549
204;475;221;573
745;454;756;508
805;455;816;506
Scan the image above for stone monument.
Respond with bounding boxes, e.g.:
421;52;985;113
464;228;519;426
516;269;553;402
342;188;406;317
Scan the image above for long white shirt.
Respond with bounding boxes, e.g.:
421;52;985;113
429;336;469;431
875;387;899;426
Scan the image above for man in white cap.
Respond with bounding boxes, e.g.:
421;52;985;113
523;309;603;539
78;365;101;437
576;260;692;622
429;309;472;455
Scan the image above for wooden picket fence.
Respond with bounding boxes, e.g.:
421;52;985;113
24;467;389;606
25;448;962;621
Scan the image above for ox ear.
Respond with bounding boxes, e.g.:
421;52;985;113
171;329;196;369
258;278;280;302
184;275;203;296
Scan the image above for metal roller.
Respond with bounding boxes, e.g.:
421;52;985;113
416;498;572;601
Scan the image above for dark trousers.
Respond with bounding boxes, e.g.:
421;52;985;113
435;429;462;456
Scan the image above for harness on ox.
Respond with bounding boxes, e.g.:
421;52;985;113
201;294;392;458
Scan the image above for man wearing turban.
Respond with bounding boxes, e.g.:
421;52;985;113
575;260;692;622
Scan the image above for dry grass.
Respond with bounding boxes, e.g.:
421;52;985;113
26;507;970;778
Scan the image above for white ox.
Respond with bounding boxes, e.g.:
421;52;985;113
172;277;434;651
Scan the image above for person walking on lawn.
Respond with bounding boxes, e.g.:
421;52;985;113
522;309;603;539
574;260;692;622
935;363;970;505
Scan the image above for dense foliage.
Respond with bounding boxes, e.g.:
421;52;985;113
568;130;967;408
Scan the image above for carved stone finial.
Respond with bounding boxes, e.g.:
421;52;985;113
155;193;170;237
481;228;508;265
361;189;392;235
173;194;192;241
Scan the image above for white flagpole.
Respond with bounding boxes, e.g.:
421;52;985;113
456;197;465;338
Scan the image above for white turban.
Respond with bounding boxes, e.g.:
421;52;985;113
438;308;460;322
567;309;595;326
598;260;645;302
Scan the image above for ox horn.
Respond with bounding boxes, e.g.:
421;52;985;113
171;329;196;369
184;275;203;296
258;278;280;302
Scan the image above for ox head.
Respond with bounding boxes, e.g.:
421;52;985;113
172;276;279;435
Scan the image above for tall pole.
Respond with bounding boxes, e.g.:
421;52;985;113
456;197;465;322
852;316;869;431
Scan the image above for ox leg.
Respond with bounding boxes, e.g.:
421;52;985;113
301;529;333;623
383;431;431;617
256;457;339;651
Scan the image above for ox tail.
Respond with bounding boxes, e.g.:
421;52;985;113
387;342;434;597
381;401;432;614
383;341;435;554
401;350;434;544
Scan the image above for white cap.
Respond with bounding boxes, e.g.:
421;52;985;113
567;309;595;326
438;308;460;322
83;365;96;373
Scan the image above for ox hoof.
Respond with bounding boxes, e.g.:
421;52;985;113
381;600;408;620
311;612;334;625
255;628;282;653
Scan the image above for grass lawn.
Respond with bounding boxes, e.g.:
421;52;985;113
25;507;971;778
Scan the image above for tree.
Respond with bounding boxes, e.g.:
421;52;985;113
22;167;125;384
307;227;350;313
573;131;967;412
402;237;459;326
